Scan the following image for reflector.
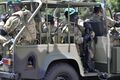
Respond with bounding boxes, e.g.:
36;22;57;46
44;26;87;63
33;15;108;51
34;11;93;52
2;58;11;65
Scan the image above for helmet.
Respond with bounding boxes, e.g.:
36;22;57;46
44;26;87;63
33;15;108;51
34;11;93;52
7;0;21;7
7;0;13;8
45;15;54;25
93;4;102;13
64;8;76;15
7;0;22;11
7;0;21;6
64;8;78;19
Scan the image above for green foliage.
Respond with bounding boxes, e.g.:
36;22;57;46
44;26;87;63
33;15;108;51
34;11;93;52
104;0;120;12
95;0;120;12
0;0;5;1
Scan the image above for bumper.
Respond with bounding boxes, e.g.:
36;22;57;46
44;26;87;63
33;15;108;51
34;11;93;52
0;72;17;79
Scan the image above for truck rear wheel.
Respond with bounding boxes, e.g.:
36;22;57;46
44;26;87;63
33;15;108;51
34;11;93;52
44;63;79;80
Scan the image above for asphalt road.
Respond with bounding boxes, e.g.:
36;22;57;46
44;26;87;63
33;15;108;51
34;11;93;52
82;76;120;80
0;77;120;80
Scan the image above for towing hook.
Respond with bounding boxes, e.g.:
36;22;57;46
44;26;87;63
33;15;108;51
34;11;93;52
95;69;109;80
98;72;109;80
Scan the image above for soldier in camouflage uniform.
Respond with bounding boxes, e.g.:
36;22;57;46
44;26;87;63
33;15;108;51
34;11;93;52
18;9;36;44
64;8;95;72
63;8;85;44
42;14;56;43
0;1;36;45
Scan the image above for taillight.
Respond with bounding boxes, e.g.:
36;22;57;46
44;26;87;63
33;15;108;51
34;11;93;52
2;58;11;65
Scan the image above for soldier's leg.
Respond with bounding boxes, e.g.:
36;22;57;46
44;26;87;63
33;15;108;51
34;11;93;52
83;47;90;71
81;44;95;72
0;35;8;60
86;46;95;72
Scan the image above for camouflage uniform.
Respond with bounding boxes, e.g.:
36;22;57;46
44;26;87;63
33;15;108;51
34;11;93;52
74;22;85;44
21;9;36;43
0;9;36;44
61;8;85;54
59;17;85;54
62;9;85;44
72;19;85;45
74;23;85;56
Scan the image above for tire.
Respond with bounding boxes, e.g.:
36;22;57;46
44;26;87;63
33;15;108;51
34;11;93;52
44;63;79;80
0;78;8;80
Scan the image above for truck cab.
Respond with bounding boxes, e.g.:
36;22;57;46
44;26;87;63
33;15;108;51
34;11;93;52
0;0;119;80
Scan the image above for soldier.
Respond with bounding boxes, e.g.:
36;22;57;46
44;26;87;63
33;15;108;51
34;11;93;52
82;22;95;72
42;14;63;43
0;1;36;45
86;4;120;51
89;5;120;28
63;8;95;72
63;8;85;43
88;5;120;46
83;4;120;72
42;14;55;43
19;9;37;44
63;8;93;52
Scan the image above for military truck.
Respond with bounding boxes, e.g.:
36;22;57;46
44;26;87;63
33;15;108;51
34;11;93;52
0;0;120;80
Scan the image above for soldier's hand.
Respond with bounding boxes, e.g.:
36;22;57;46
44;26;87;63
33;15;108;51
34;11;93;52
83;34;92;42
91;31;95;38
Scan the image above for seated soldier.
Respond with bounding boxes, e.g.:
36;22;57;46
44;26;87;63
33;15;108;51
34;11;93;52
62;8;79;43
42;14;59;43
0;1;36;64
43;15;55;32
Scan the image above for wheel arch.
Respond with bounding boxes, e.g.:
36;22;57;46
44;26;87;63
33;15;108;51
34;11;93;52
39;58;82;79
46;59;81;77
39;53;84;79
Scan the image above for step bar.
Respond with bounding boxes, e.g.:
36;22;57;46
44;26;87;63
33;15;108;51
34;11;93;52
0;72;18;79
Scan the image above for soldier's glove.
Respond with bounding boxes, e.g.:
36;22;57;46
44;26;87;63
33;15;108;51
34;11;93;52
90;31;95;38
83;34;92;43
